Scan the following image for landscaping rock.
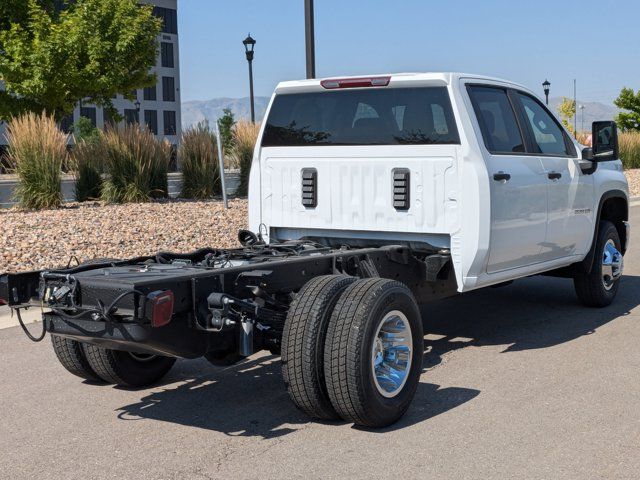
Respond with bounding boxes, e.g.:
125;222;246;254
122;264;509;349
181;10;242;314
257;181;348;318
0;199;247;272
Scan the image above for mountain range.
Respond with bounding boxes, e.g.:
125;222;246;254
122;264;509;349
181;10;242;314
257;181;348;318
181;95;619;132
182;96;270;127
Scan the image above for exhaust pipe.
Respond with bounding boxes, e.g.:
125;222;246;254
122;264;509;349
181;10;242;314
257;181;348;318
238;318;254;357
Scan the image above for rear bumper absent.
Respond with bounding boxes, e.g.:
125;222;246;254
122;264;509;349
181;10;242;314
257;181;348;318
45;313;208;358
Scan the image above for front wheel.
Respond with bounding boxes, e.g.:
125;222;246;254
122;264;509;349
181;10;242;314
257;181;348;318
324;278;423;428
574;220;623;307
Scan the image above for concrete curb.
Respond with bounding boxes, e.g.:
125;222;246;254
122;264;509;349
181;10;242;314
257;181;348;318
0;171;240;208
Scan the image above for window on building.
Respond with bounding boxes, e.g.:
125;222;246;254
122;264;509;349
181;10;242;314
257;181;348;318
161;42;174;68
153;7;178;35
124;109;139;125
144;110;158;135
80;107;97;127
143;85;157;101
162;76;175;102
103;109;116;128
59;113;74;133
164;110;177;135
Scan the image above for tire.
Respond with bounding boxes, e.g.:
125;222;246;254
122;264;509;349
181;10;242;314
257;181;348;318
324;278;423;428
574;220;623;307
82;344;176;387
50;335;104;382
281;275;357;420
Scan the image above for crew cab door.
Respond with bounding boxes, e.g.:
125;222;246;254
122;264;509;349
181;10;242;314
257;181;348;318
467;85;548;273
514;92;595;259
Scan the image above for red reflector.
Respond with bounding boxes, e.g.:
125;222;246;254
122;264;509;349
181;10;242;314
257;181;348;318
147;290;174;328
320;76;391;89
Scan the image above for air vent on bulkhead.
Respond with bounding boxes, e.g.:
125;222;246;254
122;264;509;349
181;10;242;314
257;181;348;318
301;168;317;208
392;168;410;210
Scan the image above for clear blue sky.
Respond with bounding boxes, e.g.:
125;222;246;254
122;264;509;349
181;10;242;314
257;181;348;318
178;0;639;104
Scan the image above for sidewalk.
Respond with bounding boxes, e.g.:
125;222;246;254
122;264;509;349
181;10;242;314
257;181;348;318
0;305;43;330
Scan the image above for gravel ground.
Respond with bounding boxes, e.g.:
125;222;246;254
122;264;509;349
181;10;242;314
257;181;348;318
0;199;247;273
625;168;640;197
1;169;639;273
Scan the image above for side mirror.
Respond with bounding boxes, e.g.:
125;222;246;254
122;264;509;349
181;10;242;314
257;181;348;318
592;121;619;162
582;147;594;161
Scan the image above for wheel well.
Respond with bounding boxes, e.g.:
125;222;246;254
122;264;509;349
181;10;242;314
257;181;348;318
600;196;628;253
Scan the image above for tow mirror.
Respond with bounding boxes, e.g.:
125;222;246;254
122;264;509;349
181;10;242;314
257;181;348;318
592;121;618;162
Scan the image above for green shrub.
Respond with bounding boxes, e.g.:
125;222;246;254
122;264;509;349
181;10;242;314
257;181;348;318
230;121;260;196
619;132;640;170
179;122;220;199
72;139;104;201
101;125;170;203
71;117;101;144
7;112;67;209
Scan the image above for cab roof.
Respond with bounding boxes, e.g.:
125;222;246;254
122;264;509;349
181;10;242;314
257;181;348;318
275;72;531;95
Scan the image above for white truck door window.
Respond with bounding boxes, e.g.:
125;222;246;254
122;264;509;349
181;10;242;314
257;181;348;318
468;86;547;273
517;93;595;260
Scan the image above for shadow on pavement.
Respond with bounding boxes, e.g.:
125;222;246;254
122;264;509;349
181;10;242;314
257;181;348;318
422;274;640;369
116;275;640;439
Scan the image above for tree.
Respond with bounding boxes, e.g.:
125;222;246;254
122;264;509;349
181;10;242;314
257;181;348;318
0;0;161;120
217;108;236;153
556;97;576;134
0;0;57;36
614;87;640;132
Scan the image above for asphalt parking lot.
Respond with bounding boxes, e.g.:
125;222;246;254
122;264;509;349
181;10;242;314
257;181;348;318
1;206;639;480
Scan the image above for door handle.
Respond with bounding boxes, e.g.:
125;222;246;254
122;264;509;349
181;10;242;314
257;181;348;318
547;172;562;180
493;172;511;182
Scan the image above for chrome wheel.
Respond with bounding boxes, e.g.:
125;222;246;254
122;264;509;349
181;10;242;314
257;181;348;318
602;239;623;290
371;310;413;398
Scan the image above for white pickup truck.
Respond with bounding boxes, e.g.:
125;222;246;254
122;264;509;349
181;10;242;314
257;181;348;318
1;72;629;428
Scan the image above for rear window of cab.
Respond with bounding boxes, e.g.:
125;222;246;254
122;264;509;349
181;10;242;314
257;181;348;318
261;87;460;147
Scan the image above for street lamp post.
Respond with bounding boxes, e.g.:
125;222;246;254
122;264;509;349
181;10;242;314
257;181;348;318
542;79;551;105
243;34;256;123
580;104;585;133
304;0;316;79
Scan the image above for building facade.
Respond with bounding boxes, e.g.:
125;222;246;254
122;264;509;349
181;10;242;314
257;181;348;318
1;0;181;161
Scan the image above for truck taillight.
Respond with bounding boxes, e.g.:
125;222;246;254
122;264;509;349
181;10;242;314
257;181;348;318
147;290;174;328
320;76;391;89
0;299;6;306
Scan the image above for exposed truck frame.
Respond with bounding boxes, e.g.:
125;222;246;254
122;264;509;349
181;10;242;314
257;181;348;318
1;241;454;357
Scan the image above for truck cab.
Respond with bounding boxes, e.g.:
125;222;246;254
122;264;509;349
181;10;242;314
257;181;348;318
249;72;628;292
